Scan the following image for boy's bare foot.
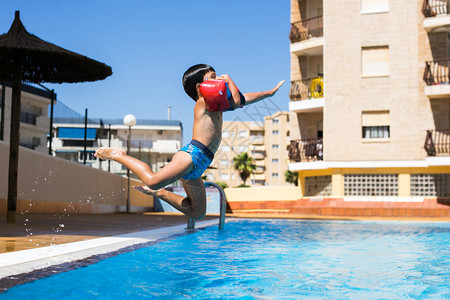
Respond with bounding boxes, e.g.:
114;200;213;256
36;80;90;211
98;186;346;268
135;185;159;196
94;147;126;160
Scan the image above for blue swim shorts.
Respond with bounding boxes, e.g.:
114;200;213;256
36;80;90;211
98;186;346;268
179;140;214;180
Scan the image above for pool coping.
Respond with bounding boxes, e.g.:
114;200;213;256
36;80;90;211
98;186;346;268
0;219;219;282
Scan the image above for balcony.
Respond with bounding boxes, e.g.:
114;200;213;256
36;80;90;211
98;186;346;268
20;111;37;125
289;77;324;113
250;136;264;145
254;166;265;174
289;16;324;56
251;150;265;160
423;58;450;98
424;129;450;156
288;139;323;162
422;0;450;32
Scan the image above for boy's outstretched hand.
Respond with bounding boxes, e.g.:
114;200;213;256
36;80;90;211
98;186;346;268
269;80;285;97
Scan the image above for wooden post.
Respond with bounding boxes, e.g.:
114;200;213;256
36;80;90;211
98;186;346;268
48;90;55;155
0;82;5;141
7;63;22;223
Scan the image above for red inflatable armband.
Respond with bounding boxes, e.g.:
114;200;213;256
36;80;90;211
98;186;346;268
199;80;233;112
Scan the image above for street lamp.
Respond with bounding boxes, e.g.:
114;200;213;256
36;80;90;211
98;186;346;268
123;114;136;213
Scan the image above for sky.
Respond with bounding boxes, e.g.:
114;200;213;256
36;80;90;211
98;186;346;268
1;1;291;144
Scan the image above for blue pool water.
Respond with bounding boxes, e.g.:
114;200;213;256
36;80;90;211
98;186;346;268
1;219;450;299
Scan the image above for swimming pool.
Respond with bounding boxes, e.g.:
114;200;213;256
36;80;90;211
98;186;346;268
1;219;449;299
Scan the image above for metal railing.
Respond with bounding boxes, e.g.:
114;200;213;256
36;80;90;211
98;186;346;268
289;16;323;43
20;111;37;125
187;181;227;231
290;77;324;101
130;139;153;148
422;0;450;17
423;58;450;85
288;138;323;162
424;129;450;156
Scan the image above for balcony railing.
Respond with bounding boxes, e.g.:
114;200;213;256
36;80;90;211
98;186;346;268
289;16;323;43
423;0;450;17
424;129;450;156
424;58;450;85
20;111;37;125
288;139;323;162
289;77;324;101
130;139;153;148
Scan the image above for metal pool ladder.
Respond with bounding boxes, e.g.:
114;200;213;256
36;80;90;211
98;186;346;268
187;181;226;230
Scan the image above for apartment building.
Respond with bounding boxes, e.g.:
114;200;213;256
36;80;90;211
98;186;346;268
265;111;293;186
0;83;52;153
207;111;293;187
288;0;450;199
52;117;183;178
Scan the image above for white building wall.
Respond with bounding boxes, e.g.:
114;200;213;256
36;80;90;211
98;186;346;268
0;85;51;154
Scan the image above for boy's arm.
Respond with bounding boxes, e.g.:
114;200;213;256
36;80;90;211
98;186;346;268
217;74;243;109
243;80;285;106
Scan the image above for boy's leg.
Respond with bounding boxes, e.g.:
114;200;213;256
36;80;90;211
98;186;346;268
136;178;206;220
95;148;193;189
181;178;207;219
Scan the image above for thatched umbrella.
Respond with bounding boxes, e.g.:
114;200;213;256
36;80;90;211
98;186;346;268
0;11;112;223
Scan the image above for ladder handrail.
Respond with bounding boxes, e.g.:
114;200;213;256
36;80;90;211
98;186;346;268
187;181;227;230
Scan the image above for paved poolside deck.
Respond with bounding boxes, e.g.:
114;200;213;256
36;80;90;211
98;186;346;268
0;212;218;253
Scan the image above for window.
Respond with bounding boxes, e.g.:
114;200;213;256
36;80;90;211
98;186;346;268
239;130;247;138
239;146;248;152
220;174;229;181
361;0;389;14
411;174;450;197
272;144;279;149
362;111;390;139
32;137;41;147
272;158;279;163
222;131;229;138
305;176;332;197
272;173;279;178
344;174;398;196
272;130;279;135
221;146;230;152
272;119;279;124
79;151;96;161
362;46;389;77
220;160;229;166
363;126;390;139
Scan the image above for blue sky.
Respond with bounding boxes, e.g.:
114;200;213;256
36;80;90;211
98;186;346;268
1;1;291;144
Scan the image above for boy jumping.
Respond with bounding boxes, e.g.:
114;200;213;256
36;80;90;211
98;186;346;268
94;64;284;220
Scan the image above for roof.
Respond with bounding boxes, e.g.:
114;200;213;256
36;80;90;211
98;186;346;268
52;101;182;128
0;11;112;84
54;117;182;128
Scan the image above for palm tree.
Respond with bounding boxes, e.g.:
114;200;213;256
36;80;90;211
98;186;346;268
284;170;299;186
233;152;255;186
